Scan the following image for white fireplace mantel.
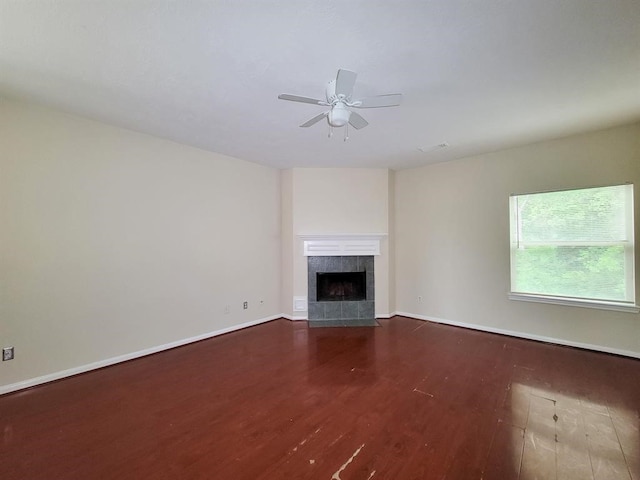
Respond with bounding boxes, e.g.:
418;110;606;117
298;233;387;256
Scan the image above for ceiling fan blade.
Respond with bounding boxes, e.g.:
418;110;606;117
352;94;403;108
348;111;369;130
300;112;328;128
278;94;326;105
335;69;357;98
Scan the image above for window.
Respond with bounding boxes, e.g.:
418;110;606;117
509;184;636;311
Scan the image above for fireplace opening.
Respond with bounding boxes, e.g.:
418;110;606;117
316;271;366;302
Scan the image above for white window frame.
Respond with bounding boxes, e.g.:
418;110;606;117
509;184;638;313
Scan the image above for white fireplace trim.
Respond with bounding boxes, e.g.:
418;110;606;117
299;233;387;256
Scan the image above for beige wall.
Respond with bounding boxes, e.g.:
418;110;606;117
280;169;294;316
2;97;638;392
0;99;281;389
395;123;640;355
281;168;392;317
388;170;396;314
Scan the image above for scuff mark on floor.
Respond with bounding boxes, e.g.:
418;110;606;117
366;469;376;479
412;388;434;398
331;444;365;480
328;433;345;448
411;322;427;332
290;427;322;454
515;364;535;371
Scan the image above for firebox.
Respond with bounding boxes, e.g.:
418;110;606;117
316;271;366;302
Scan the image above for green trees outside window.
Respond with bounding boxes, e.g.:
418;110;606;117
510;184;635;304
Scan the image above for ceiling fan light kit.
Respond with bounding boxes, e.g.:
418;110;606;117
278;69;403;139
328;103;350;127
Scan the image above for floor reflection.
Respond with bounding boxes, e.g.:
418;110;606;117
307;327;377;385
510;382;639;479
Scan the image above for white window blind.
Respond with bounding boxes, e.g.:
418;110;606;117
509;184;635;306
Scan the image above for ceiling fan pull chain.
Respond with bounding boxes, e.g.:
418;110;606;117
344;122;349;142
328;125;333;138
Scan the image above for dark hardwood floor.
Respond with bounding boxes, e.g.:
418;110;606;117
2;316;639;479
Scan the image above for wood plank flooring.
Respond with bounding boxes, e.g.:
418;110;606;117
1;316;639;479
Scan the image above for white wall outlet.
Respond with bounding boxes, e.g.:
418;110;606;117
243;301;248;310
3;347;14;361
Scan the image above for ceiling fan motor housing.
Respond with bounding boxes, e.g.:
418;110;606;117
325;79;339;103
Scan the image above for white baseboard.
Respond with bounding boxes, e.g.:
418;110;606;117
375;312;396;319
0;314;282;396
281;314;307;321
395;311;640;359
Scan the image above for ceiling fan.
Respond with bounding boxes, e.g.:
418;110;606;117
278;69;402;139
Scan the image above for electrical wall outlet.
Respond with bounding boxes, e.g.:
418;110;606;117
3;347;14;361
243;301;248;310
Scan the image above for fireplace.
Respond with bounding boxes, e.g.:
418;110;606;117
317;271;366;302
307;255;374;323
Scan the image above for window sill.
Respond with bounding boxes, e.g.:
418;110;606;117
508;293;640;313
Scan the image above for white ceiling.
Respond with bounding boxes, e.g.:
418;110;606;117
2;1;639;170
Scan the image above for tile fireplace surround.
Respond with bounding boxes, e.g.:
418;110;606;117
307;255;375;323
